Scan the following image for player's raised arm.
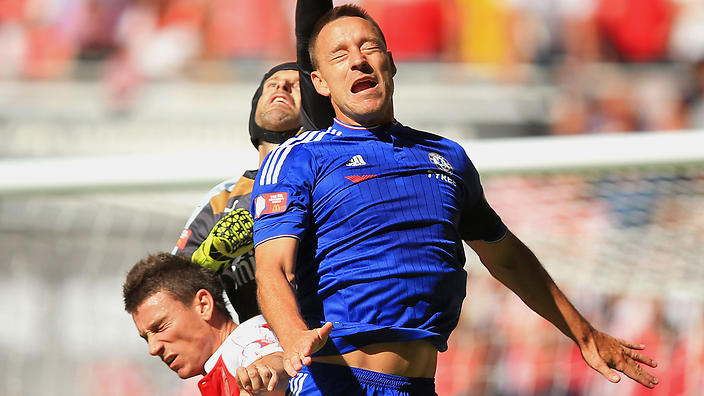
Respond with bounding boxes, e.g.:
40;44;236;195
296;0;334;131
466;231;659;388
254;237;332;377
296;0;331;72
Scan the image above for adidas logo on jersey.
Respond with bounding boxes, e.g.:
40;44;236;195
345;155;366;167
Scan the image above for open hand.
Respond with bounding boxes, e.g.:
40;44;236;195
580;328;659;388
282;322;333;377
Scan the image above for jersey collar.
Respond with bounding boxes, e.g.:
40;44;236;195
330;118;398;136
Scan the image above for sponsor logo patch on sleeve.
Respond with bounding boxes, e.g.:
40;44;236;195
176;228;192;250
254;192;288;218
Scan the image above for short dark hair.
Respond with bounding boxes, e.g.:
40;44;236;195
123;252;230;319
308;4;388;70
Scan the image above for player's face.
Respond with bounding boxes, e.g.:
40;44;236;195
312;16;396;126
132;290;216;379
255;69;302;132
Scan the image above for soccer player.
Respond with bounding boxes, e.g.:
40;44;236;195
123;252;288;395
173;62;303;323
251;3;660;395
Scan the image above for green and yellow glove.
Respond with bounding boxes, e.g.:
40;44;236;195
192;208;254;272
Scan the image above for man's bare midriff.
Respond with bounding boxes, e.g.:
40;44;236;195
312;339;438;378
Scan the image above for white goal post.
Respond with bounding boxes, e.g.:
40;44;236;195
2;130;703;194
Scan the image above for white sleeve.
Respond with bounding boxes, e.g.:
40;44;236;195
227;314;284;368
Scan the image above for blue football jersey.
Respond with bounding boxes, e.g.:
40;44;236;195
252;119;506;353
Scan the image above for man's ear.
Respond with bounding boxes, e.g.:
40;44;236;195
193;289;214;321
311;70;331;97
388;51;397;77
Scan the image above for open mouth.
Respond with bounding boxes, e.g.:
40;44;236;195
351;77;378;94
270;95;290;105
164;355;176;367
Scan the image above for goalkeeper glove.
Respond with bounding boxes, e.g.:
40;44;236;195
192;208;254;272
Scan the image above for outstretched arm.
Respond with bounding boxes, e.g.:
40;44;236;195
255;237;332;377
296;0;335;131
467;230;659;388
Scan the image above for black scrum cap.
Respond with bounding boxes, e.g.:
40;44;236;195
249;62;301;148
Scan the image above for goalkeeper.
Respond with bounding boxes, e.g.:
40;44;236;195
172;61;306;322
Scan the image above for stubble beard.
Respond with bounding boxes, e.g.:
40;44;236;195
343;95;393;126
256;108;300;131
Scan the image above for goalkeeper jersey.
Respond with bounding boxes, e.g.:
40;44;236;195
173;170;259;322
252;119;507;354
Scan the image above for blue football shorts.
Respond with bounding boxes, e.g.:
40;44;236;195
286;362;437;396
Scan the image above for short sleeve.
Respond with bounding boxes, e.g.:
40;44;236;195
456;146;507;242
251;140;316;247
233;315;284;368
220;314;283;369
172;205;215;258
172;188;224;257
459;193;507;242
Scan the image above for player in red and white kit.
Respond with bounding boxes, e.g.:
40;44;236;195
199;314;285;396
123;252;291;396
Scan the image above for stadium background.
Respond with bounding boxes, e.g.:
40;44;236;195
1;0;704;395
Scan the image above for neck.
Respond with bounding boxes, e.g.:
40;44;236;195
334;104;394;127
215;320;238;350
258;141;279;166
200;318;238;376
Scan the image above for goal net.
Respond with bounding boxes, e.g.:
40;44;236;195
1;130;702;396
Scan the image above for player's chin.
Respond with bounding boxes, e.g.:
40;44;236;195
261;109;298;128
175;366;199;379
349;104;386;123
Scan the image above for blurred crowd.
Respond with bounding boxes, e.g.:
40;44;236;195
434;169;704;396
2;0;704;133
436;276;704;396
